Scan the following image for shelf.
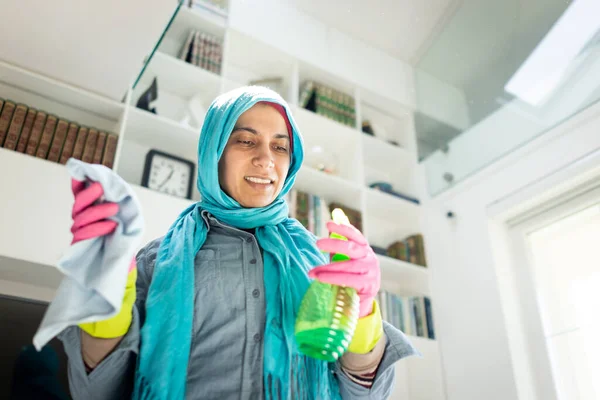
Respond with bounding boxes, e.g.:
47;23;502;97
0;255;61;303
292;106;362;183
0;60;125;133
378;255;430;296
362;133;419;199
125;107;201;156
365;188;421;250
295;166;362;211
136;51;222;100
362;132;414;166
366;187;420;221
361;100;413;146
158;5;227;57
131;51;221;128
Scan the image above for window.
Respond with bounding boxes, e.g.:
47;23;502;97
526;202;600;400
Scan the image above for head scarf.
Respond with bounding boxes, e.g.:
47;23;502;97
133;86;342;400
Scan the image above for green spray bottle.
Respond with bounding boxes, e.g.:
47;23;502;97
295;208;360;362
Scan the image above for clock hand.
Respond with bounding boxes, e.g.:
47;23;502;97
157;167;175;190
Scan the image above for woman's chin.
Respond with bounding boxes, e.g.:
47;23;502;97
237;195;275;208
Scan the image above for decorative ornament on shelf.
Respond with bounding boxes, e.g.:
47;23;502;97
305;145;339;175
141;149;195;200
136;77;158;114
369;182;420;205
361;120;375;136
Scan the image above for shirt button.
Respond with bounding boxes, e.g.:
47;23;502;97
253;333;261;342
245;237;253;243
252;289;260;298
250;258;257;264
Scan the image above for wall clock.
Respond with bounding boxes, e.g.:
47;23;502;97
141;149;195;199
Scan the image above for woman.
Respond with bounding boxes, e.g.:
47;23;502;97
59;86;417;399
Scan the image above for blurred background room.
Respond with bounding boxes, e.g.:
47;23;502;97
0;0;599;399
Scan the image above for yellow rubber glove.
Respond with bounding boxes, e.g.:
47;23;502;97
79;266;137;339
348;299;383;354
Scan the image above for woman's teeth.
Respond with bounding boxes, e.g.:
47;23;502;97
245;176;272;184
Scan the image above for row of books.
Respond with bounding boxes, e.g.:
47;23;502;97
386;234;427;267
299;81;356;128
0;99;118;168
377;290;435;339
285;189;363;235
179;29;223;75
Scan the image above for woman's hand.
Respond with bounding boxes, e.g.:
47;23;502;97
71;178;137;341
71;178;119;244
309;221;380;318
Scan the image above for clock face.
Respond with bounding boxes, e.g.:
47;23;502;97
147;153;192;198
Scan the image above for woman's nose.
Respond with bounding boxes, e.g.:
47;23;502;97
252;145;274;168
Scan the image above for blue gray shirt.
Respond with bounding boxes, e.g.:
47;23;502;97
59;211;418;399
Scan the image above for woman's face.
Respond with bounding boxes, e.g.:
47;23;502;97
218;103;291;208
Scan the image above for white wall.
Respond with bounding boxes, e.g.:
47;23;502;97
420;98;600;399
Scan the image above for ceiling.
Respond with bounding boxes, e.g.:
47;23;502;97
295;0;462;65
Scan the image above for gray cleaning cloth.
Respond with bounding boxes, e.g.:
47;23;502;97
33;158;144;350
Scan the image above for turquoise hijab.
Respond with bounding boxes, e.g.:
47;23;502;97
133;86;342;399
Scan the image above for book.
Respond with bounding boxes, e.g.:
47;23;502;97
298;81;356;128
182;30;223;74
47;119;69;162
3;104;28;150
25;111;48;156
35;115;58;159
15;108;37;153
424;296;435;339
296;191;309;230
387;234;427;266
71;127;88;160
0;100;16;146
81;128;98;163
298;81;315;108
101;133;118;169
59;123;80;164
92;131;107;164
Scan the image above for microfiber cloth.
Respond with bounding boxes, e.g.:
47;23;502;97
33;158;144;351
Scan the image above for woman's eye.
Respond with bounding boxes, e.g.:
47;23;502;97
276;146;289;153
238;140;254;145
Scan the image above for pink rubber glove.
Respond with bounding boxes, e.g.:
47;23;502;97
309;221;381;318
71;178;119;245
71;178;136;274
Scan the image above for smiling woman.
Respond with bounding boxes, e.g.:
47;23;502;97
218;102;292;208
52;86;417;400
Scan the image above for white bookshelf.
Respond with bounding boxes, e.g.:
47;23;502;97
0;4;442;399
0;1;432;322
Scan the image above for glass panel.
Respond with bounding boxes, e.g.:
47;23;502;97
415;0;600;195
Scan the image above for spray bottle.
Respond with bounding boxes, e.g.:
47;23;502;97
295;208;360;361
